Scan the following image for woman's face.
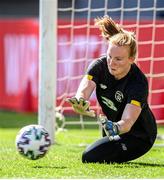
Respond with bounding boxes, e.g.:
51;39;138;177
107;42;134;80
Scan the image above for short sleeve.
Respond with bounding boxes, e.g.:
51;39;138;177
127;81;148;108
85;59;102;84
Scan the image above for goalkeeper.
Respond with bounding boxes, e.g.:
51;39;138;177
67;16;157;163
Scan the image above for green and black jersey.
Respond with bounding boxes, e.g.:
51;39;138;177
86;56;157;144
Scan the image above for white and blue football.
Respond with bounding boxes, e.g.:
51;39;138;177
15;124;51;160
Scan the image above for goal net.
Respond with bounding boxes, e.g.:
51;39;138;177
57;0;164;127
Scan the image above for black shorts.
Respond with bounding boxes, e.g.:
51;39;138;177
82;134;153;163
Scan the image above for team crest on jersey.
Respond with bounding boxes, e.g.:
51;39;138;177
115;91;124;102
100;84;107;89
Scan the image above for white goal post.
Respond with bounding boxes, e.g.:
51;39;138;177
38;0;57;144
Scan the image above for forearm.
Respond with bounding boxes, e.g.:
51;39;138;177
117;119;133;134
100;118;133;139
75;77;96;100
117;103;141;134
75;91;87;100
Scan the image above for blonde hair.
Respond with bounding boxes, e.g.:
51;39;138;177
95;15;137;58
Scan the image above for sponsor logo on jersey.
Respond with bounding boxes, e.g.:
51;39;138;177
100;84;107;89
115;91;124;102
101;96;117;111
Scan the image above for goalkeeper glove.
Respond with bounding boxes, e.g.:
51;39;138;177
99;115;120;141
66;97;96;117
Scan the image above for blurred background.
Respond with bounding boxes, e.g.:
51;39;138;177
0;0;163;18
0;0;164;126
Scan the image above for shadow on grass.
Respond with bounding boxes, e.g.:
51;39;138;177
125;162;164;168
32;165;67;169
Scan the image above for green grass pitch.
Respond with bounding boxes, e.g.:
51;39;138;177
0;111;164;179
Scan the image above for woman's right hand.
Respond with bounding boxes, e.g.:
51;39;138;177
66;97;96;117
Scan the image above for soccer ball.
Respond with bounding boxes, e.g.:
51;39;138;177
15;124;51;160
